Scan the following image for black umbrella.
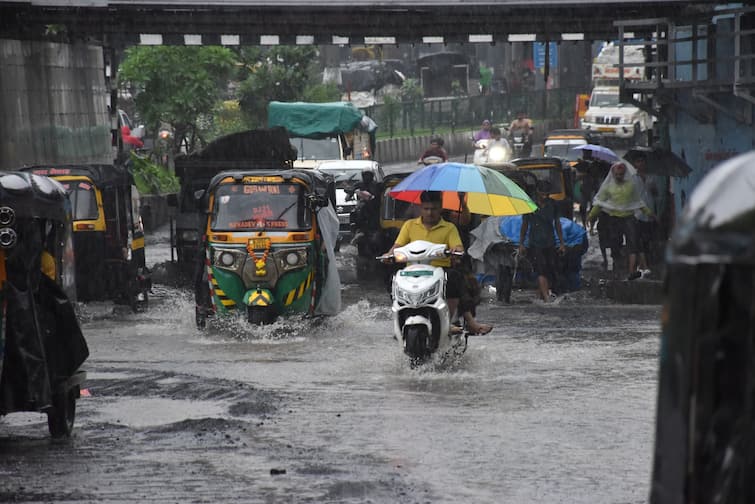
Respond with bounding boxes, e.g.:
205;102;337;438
624;146;692;177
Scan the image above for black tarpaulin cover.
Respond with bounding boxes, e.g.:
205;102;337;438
0;172;88;414
651;152;755;504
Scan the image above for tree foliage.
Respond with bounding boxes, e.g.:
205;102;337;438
118;46;235;154
236;46;320;127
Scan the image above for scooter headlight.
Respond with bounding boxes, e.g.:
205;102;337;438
395;279;442;306
488;146;508;162
180;229;199;243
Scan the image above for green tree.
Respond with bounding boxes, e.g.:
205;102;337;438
302;82;342;103
118;46;235;155
400;78;423;135
236;46;319;127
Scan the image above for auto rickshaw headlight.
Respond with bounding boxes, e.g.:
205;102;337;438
285;252;300;266
219;251;236;267
0;227;17;248
0;207;15;226
180;230;198;243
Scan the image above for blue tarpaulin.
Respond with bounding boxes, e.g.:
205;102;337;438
499;215;587;248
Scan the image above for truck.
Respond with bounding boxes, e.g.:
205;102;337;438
168;128;296;274
580;42;654;144
267;101;377;169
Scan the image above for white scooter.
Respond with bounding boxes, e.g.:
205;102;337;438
378;240;468;366
473;139;514;170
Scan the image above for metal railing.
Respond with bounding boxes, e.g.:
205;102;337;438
364;88;589;137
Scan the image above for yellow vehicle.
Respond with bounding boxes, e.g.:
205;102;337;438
542;129;602;168
507;158;575;219
194;169;340;326
23;164;150;310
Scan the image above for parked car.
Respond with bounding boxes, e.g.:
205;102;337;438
314;160;385;247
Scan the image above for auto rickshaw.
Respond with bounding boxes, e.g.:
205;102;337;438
0;172;88;438
506;157;574;219
194;169;340;327
650;152;755;504
22;164;151;310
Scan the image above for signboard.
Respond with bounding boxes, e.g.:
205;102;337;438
533;42;558;69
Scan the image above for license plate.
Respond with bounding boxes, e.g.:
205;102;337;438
597;127;614;132
249;237;271;250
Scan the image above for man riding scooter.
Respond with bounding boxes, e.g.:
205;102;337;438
385;190;493;335
508;111;534;157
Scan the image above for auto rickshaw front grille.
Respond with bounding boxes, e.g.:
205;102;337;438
241;256;279;288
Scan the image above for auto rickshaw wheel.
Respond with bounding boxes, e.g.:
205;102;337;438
47;386;78;439
496;265;513;303
248;307;268;325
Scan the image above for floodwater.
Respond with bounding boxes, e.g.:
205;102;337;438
0;233;661;503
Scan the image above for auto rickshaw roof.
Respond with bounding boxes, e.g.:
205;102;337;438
668;151;755;265
21;163;133;187
207;168;332;198
383;171;414;187
511;157;567;170
0;171;70;221
544;129;602;144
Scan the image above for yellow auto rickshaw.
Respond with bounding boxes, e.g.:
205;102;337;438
22;164;151;311
0;172;88;438
194;169;340;327
506;157;575;219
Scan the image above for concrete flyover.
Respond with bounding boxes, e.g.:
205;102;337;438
1;1;718;47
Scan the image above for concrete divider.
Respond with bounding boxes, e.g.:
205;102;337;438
376;130;475;165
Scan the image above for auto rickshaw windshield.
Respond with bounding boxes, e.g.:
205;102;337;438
58;181;99;220
382;190;419;221
544;141;586;161
211;183;310;231
522;168;564;194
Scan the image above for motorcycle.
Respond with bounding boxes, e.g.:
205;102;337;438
509;130;531;158
377;240;467;366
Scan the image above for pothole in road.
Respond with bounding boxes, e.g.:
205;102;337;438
95;397;227;428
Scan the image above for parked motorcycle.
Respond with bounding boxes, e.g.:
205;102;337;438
377;240;467;366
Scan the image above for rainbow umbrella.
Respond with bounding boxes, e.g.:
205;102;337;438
389;162;537;216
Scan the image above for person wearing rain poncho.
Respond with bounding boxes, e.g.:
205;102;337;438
588;161;653;280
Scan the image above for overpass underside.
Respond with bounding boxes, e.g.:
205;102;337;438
1;2;716;46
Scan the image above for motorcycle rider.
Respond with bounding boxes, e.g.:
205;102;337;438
385;190;493;335
418;136;448;164
473;119;492;144
508;110;534;156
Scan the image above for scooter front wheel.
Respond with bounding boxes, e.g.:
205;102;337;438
404;325;430;363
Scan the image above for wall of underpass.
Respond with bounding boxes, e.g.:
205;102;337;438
0;39;112;171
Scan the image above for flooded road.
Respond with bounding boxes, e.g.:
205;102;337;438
0;238;660;503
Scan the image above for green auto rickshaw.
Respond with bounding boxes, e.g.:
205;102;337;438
194;169;340;327
22;164;151;311
0;172;88;438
